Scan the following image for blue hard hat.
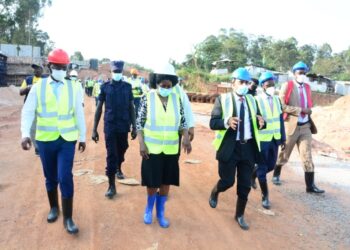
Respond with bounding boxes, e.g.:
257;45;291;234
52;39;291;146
232;67;251;81
292;61;309;72
259;72;275;85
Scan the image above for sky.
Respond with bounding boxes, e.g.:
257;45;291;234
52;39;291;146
38;0;350;70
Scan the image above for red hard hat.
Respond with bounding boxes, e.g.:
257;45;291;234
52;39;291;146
48;48;70;64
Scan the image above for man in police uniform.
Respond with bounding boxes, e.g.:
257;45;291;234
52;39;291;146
21;49;86;234
92;60;137;199
208;67;265;230
20;63;45;155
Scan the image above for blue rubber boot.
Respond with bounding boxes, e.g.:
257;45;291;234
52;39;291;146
144;194;156;224
156;194;170;228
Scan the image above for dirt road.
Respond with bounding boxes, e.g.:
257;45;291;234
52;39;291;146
1;90;350;250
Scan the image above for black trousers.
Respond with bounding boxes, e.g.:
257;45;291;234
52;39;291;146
216;140;255;201
105;132;129;177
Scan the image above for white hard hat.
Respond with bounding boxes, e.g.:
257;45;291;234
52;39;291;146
154;63;176;76
70;70;78;77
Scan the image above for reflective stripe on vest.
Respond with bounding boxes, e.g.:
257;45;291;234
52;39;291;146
144;91;180;155
212;93;260;151
256;95;282;142
36;78;78;142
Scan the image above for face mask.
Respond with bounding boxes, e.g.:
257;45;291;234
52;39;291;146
158;87;172;97
296;74;307;84
112;73;123;81
70;76;77;81
51;69;66;82
235;84;249;96
265;86;275;96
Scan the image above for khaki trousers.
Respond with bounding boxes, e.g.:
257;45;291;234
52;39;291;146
277;123;314;172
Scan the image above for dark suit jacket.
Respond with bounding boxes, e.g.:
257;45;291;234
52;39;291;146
209;93;265;163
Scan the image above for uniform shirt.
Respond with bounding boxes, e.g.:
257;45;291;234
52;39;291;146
21;77;86;142
223;93;252;141
295;81;309;123
99;80;134;133
20;75;41;88
136;93;187;131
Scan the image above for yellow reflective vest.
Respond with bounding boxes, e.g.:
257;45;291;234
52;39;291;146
129;77;143;98
144;91;181;155
212;93;260;151
255;95;282;142
35;78;79;142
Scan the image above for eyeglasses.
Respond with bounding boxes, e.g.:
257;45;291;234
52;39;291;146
51;64;67;70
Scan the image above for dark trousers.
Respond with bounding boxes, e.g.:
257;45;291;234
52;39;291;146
134;97;141;119
257;140;279;182
36;137;76;198
216;140;255;201
105;132;129;177
95;97;99;106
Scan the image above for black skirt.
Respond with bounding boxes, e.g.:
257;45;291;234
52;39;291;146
141;153;179;188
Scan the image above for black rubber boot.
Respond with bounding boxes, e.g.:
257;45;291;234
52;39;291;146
272;165;282;185
235;198;249;230
251;166;257;189
47;189;59;223
305;172;325;194
209;184;219;208
62;197;79;234
105;175;117;199
258;180;271;209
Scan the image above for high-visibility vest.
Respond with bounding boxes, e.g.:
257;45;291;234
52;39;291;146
173;84;182;97
144;90;181;155
129;77;143;98
255;95;282;142
35;78;79;142
212;93;260;151
92;83;101;97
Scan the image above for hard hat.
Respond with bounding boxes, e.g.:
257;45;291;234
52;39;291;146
130;68;139;75
232;67;251;82
154;63;177;76
259;72;275;85
292;61;309;72
70;70;78;77
48;49;70;64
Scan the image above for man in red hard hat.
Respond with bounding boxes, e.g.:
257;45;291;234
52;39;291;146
21;48;86;234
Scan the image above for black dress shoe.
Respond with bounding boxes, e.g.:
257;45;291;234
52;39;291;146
235;215;249;230
209;185;219;208
116;169;125;180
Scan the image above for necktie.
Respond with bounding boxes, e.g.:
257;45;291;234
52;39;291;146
239;97;245;142
299;85;306;118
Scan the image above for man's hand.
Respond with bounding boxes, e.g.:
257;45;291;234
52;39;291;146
21;137;32;150
182;136;192;154
188;127;195;141
281;142;286;151
78;142;86;153
256;115;265;129
92;130;99;143
228;117;240;130
140;142;149;159
301;108;312;115
131;128;137;140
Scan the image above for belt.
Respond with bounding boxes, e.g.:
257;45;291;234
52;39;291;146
297;121;309;126
236;139;253;144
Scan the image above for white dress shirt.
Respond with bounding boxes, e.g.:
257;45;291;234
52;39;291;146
21;77;86;142
224;92;252;140
295;81;309;123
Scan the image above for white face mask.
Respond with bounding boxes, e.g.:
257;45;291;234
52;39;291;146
265;86;275;96
235;84;249;96
51;69;66;82
296;75;307;84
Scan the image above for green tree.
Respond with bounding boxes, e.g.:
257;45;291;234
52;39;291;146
298;44;316;68
70;51;84;61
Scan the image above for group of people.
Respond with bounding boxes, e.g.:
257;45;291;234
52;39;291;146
20;48;324;235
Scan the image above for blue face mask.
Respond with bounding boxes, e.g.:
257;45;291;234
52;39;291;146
235;84;249;96
158;87;172;97
112;73;123;81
